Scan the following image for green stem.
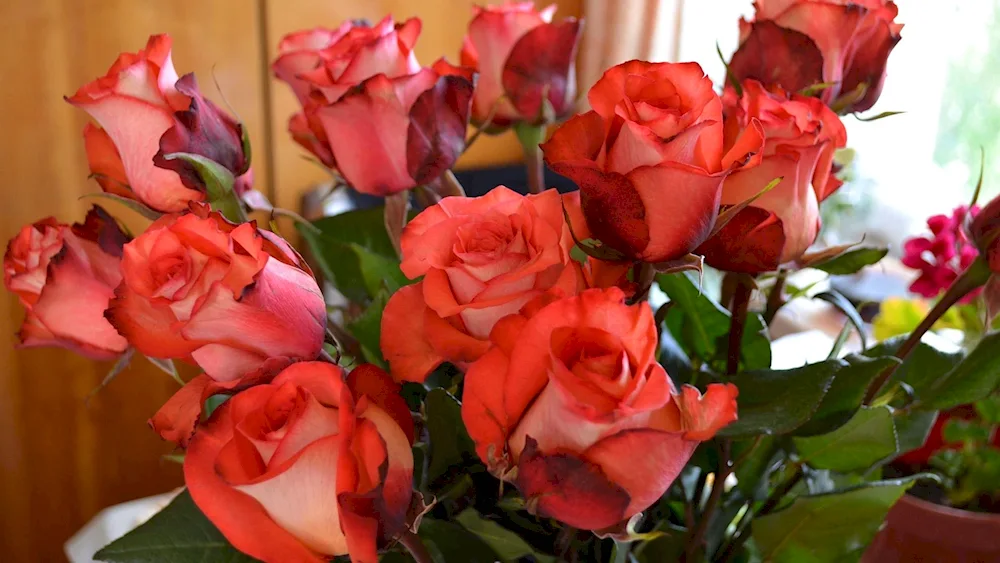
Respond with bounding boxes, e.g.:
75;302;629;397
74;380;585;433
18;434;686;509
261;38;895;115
863;258;992;404
763;270;787;325
684;441;732;563
515;123;546;194
612;540;631;563
717;464;803;563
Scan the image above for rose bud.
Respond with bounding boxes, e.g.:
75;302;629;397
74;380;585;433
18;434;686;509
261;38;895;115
184;362;414;563
460;2;582;127
380;187;588;383
461;288;738;530
730;0;903;114
542;61;765;263
105;203;326;382
69;35;252;213
273;18;475;196
696;80;847;273
3;206;128;360
971;194;1000;274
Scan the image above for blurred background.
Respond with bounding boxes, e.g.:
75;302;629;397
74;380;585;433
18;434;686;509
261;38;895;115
1;0;996;560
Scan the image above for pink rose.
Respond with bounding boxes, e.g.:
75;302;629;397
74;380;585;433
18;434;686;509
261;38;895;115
460;3;581;126
3;206;128;359
68;35;251;213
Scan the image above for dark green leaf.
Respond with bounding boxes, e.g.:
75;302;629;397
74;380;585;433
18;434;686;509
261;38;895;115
734;435;781;500
658;272;769;370
162;152;244;223
299;207;411;303
794;406;898;472
852;110;905;122
455;509;554;563
719;361;843;437
633;523;687;563
864;337;963;399
975;393;1000;423
94;490;257;563
814;291;868;350
920;331;1000;409
419;518;502;563
346;288;390;367
753;477;922;563
425;389;476;483
809;246;888;276
794;355;900;436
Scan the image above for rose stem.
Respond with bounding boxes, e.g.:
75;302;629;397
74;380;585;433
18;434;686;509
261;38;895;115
514;123;547;194
863;258;991;404
763;269;787;325
630;262;657;304
399;530;433;563
726;274;754;376
683;440;733;562
717;463;804;563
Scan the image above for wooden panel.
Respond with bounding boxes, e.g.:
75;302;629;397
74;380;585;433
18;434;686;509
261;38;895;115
0;1;268;560
265;0;583;210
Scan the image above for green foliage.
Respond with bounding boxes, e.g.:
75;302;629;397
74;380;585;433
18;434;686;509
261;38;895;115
455;509;554;563
864;336;964;399
753;477;922;563
919;331;1000;409
808;246;888;275
298;206;411;304
346;288;391;367
719;361;843;437
419;518;503;563
424;389;477;484
794;406;898;472
794;355;900;436
734;436;782;500
657;272;770;372
94;490;256;563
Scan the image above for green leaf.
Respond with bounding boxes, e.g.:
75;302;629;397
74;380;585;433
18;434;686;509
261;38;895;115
298;207;411;303
419;518;502;563
794;355;900;436
633;523;687;563
920;331;1000;409
864;337;963;399
80;192;163;221
734;435;781;500
941;418;993;445
657;272;770;370
975;393;1000;423
894;410;939;454
346;288;390;367
814;290;868;350
794;406;898;472
162;152;245;223
809;246;888;276
753;477;921;563
719;361;843;437
94;490;257;562
425;389;477;483
455;509;555;563
852;110;905;122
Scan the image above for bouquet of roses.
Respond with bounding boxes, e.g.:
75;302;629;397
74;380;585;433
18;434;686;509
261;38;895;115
7;1;1000;562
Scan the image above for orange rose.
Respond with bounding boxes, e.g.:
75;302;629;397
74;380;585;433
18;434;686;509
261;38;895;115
697;80;847;272
184;362;414;563
542;61;764;263
461;288;738;530
380;187;602;383
106;204;325;381
3;206;128;359
730;0;903;113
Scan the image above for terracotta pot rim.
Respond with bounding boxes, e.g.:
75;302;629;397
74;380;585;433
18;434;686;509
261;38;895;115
900;490;1000;522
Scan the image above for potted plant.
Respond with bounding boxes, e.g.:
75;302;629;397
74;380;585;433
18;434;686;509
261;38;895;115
7;1;1000;562
864;206;1000;562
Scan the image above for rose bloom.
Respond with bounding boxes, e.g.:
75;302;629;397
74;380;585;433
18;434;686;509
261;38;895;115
462;288;738;530
106;203;326;381
460;2;581;126
730;0;903;113
380;187;619;384
971;195;1000;274
542;60;765;263
3;206;128;359
273;18;474;196
68;34;251;213
697;80;847;273
185;362;414;563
